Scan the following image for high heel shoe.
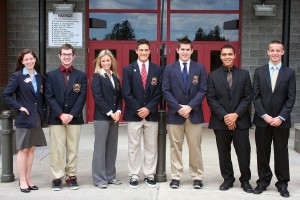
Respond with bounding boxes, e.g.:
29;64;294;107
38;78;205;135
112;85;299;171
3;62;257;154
19;181;30;193
29;185;38;190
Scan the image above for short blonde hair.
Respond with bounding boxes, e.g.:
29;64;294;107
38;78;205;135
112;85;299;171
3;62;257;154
94;49;119;78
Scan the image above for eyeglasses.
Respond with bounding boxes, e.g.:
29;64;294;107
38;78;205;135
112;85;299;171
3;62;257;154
60;53;74;57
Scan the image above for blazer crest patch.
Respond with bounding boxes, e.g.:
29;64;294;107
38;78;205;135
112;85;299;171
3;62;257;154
192;75;198;84
24;77;31;83
73;83;81;92
151;77;157;86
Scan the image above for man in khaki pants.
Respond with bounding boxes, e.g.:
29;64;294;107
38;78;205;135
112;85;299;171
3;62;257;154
45;44;87;191
162;37;207;189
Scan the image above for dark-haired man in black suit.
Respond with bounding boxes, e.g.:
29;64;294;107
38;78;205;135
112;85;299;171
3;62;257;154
252;40;296;198
207;45;253;193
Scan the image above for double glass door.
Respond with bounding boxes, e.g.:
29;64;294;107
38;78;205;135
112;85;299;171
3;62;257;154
87;41;239;123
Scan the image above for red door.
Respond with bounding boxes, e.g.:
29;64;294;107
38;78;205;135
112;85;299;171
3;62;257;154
87;41;159;123
168;42;240;123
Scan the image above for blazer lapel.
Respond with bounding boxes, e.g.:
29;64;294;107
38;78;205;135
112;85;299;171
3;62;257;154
219;67;230;91
174;62;185;91
263;65;272;92
103;73;115;91
186;62;195;92
66;70;77;94
56;69;67;92
145;63;155;91
273;66;286;92
112;74;119;93
132;62;144;91
230;66;238;94
23;74;35;94
36;74;42;95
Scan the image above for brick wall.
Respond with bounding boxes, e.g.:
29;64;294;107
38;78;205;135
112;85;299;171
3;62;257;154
0;0;9;111
242;0;300;124
0;0;8;87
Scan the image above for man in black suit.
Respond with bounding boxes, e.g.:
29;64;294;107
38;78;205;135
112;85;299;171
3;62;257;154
252;40;296;198
207;45;253;193
122;39;163;188
45;44;87;191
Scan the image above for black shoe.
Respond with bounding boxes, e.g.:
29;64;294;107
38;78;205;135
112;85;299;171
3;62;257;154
219;181;233;191
52;179;62;191
193;179;203;189
66;176;79;190
241;182;253;193
19;181;30;193
144;176;157;187
278;187;290;198
129;177;139;188
29;185;39;190
253;185;267;194
170;179;180;189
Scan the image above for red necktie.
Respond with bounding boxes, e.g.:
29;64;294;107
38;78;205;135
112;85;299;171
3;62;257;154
141;63;147;90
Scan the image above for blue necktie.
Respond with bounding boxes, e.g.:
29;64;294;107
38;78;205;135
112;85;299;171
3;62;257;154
182;63;188;92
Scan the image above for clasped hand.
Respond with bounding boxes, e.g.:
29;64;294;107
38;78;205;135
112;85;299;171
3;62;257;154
178;104;192;119
263;114;282;127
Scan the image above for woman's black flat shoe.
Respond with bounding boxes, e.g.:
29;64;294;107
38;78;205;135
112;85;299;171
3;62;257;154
20;187;30;193
29;185;38;190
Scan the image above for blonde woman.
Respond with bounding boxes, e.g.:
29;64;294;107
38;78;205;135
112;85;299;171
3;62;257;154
91;50;122;188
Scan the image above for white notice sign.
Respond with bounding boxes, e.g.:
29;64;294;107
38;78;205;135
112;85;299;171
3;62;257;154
48;12;83;47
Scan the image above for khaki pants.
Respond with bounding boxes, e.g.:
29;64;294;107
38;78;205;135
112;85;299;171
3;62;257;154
49;125;81;179
168;119;204;180
127;120;158;178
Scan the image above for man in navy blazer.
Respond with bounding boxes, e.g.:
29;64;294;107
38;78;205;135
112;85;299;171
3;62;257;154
207;45;253;193
122;39;163;188
252;40;296;198
45;44;87;191
162;37;207;189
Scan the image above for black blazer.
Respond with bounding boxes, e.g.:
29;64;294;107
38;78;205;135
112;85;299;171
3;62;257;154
122;61;163;122
2;70;47;128
45;67;87;125
162;60;207;125
207;66;252;130
253;64;296;128
91;72;122;121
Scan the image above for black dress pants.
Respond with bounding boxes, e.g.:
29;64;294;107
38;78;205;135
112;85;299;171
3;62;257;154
255;126;290;188
214;129;251;183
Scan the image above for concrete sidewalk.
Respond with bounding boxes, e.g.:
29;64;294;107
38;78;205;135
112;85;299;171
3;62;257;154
1;123;300;200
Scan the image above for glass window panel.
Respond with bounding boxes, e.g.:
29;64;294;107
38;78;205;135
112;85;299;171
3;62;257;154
94;49;117;60
160;0;167;41
210;50;222;72
90;0;157;10
89;13;157;40
175;50;198;62
171;0;239;10
128;50;152;64
170;14;239;41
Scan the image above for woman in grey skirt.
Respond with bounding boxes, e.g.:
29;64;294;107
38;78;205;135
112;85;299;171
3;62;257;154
2;49;47;193
91;50;122;188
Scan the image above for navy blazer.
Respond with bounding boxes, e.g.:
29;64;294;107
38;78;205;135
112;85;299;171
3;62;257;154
122;61;163;122
2;70;47;128
91;72;122;121
162;60;207;125
45;67;87;125
253;64;296;128
207;66;252;130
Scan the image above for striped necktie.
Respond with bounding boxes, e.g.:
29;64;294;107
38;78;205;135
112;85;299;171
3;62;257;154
141;63;147;90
